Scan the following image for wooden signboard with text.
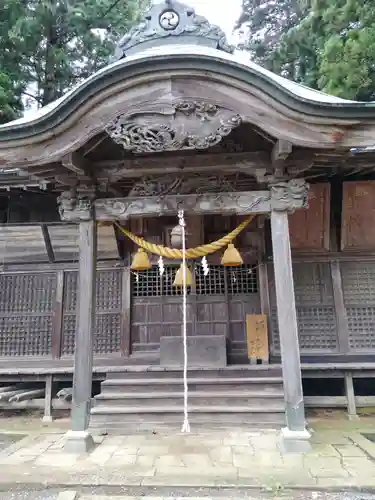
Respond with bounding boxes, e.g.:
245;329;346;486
246;314;269;364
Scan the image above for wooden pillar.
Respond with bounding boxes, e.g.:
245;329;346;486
270;210;311;451
64;218;97;453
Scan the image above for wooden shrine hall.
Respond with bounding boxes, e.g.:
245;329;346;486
2;0;375;452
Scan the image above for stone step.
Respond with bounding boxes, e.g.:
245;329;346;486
94;390;284;407
90;405;285;431
106;366;282;380
101;377;283;394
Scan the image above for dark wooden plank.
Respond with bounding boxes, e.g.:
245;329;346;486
342;180;375;251
71;220;97;432
331;261;350;354
270;210;306;432
120;265;131;357
289;183;330;251
51;270;64;359
41;224;55;263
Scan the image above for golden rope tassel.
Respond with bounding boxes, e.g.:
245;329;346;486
114;215;254;259
131;248;152;271
221;243;243;267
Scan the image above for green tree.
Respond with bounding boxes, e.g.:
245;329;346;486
235;0;309;74
0;0;150;122
237;0;375;100
0;0;27;123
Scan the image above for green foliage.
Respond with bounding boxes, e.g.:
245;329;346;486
0;0;150;122
236;0;309;72
237;0;375;100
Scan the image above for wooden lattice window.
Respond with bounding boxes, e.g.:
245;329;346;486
132;264;258;297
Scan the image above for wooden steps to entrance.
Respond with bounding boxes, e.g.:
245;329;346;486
90;366;285;433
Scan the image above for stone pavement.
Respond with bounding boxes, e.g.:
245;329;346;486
4;492;375;500
1;425;375;490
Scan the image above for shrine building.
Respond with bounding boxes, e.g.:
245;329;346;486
1;0;375;452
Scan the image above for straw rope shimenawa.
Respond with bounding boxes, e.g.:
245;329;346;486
113;215;254;259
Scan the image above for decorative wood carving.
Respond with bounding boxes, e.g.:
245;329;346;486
95;191;271;220
105;101;242;153
246;314;269;363
342;180;375;251
114;0;234;59
57;180;309;222
128;174;237;197
289;183;330;251
57;187;95;222
269;179;309;212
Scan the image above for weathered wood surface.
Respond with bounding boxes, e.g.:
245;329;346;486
270;210;306;432
105;151;269;180
0;225;48;262
289;183;330;251
246;314;269;363
95;192;272;220
71;220;97;432
331;261;350;354
342;180;375;251
0;223;118;265
120;266;131;357
94;184;308;221
51;270;64;359
0;77;371;171
48;224;119;260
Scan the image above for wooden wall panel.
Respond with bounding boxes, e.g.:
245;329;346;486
0;272;56;356
48;224;119;261
289;183;330;251
268;262;338;354
342;181;375;251
0;226;48;263
61;269;122;356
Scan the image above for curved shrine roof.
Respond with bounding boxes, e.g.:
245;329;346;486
1;0;375;142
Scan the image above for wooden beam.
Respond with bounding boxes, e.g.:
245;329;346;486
41;224;55;263
270;210;308;438
62;152;90;176
101;152;269;181
272;139;293;164
94;192;272;220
